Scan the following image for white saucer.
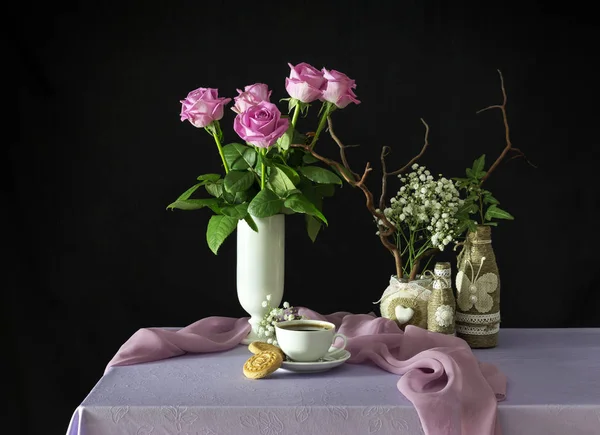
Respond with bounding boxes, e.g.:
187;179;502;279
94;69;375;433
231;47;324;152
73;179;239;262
279;350;351;373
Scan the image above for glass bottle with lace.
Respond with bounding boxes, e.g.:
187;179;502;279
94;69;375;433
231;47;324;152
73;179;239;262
455;225;501;348
427;262;456;335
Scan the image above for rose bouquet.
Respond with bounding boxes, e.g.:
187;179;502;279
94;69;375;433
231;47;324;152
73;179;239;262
167;62;360;254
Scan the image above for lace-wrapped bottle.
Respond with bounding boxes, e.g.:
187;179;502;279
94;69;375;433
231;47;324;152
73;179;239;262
427;262;456;335
455;225;501;348
377;276;432;329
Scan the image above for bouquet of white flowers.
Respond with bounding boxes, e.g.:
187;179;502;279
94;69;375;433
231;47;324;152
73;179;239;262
379;164;463;278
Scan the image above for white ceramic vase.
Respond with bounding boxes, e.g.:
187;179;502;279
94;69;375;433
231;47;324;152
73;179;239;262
237;214;285;344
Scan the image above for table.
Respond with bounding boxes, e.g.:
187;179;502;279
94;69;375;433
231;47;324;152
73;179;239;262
65;328;600;435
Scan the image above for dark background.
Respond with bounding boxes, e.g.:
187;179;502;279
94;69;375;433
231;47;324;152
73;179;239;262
7;1;598;434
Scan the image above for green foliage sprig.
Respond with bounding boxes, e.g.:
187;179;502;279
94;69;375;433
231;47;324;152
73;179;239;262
454;154;514;234
453;69;535;236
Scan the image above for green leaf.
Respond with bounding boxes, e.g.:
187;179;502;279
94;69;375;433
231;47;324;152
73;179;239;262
248;188;284;217
316;184;335;197
485;221;498;226
244;214;258;232
205;180;224;198
284;193;327;225
266;165;297;196
287;97;299;114
276;124;294;151
483;193;500;205
293;130;307;145
302;153;319;164
175;183;202;201
333;165;353;183
306;215;322;243
223;143;257;170
273;162;300;185
224;170;255;193
472;154;486;173
485;204;515;221
166;198;220;212
221;203;249;219
229;189;254;205
452;177;471;189
457;201;479;215
299;183;322;211
206;215;238;255
196;173;221;183
299;166;342;185
255;152;273;178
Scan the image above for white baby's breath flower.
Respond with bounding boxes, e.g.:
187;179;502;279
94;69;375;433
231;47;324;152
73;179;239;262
381;164;462;275
261;301;268;308
283;301;290;308
266;294;272;301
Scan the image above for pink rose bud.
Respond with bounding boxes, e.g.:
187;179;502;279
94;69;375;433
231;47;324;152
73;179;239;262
180;87;231;128
233;101;290;148
285;62;326;103
320;68;361;109
232;83;272;114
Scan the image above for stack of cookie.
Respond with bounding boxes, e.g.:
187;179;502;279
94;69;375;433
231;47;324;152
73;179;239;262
243;341;286;379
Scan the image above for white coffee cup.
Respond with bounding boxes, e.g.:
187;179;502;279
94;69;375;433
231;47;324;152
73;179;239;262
274;319;348;362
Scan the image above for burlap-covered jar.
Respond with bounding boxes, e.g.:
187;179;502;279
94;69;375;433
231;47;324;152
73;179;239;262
455;225;501;348
377;276;432;329
427;262;456;335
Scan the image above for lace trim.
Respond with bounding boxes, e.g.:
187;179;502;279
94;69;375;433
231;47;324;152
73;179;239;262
456;323;499;335
432;280;450;290
455;312;500;324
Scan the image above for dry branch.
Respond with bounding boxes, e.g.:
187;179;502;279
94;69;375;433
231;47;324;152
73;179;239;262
477;69;536;183
291;118;431;279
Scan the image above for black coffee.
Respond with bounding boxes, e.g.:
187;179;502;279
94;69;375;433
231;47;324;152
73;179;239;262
278;322;332;331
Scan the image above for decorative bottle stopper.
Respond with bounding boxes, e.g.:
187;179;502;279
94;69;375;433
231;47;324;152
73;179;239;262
427;262;456;335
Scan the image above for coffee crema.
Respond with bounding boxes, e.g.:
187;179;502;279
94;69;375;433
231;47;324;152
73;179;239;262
277;322;332;331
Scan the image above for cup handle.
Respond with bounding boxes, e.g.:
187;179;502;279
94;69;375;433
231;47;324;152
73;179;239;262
325;333;348;359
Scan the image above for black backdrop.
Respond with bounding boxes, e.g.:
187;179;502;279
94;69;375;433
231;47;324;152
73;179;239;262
8;1;599;434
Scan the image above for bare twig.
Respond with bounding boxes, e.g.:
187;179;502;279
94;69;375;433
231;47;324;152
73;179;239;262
291;117;430;279
477;69;535;182
380;118;430;210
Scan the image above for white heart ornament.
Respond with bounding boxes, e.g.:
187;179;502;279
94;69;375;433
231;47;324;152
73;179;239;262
395;305;414;324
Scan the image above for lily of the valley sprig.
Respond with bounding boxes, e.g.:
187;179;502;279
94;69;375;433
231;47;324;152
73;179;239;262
168;62;360;254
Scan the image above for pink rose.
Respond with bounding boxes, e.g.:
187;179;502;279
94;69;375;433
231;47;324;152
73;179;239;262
180;87;231;128
285;62;326;103
319;68;361;108
233;101;290;148
232;83;272;114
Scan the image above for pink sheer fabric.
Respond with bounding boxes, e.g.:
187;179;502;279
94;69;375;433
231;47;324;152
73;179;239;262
106;309;506;435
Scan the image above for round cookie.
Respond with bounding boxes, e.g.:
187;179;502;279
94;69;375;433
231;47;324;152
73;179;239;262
243;350;283;379
248;341;285;359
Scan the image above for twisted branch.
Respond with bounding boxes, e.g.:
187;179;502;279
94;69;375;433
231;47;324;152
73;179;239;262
477;69;536;183
291;117;431;279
